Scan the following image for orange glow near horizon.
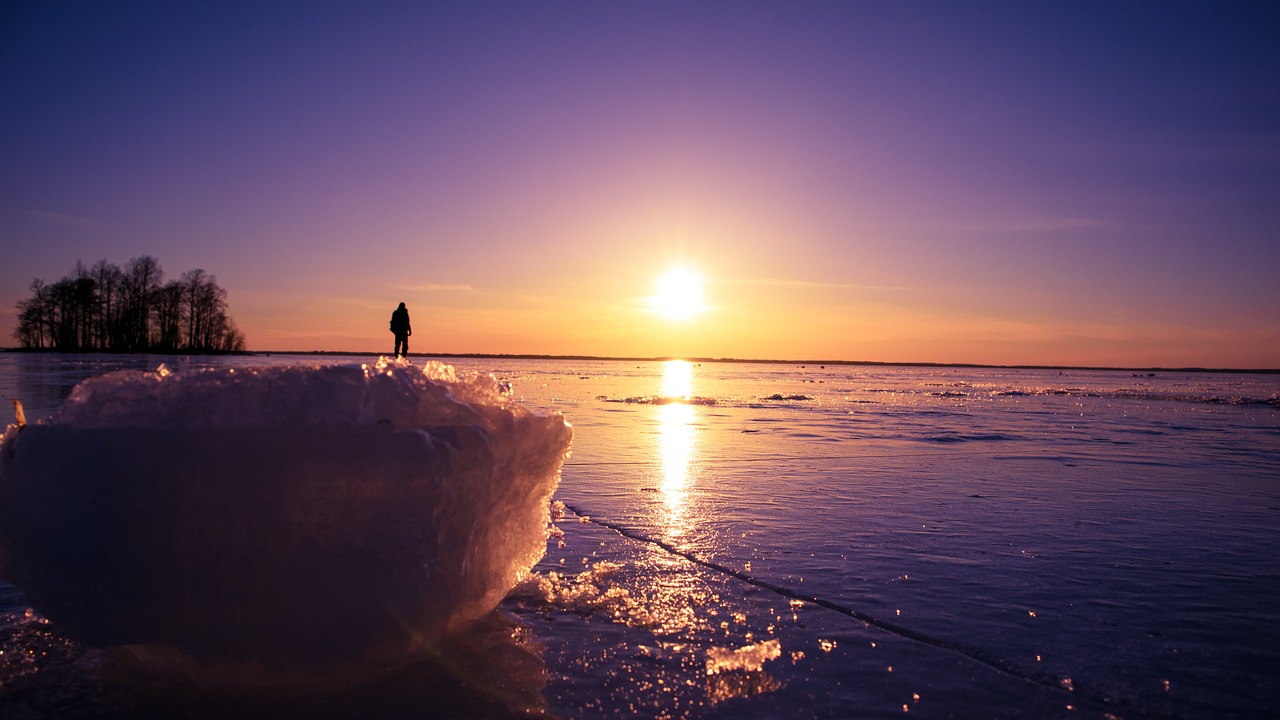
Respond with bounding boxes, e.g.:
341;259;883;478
225;290;1280;369
214;262;1280;369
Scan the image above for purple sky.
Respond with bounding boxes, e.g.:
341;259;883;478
3;2;1278;366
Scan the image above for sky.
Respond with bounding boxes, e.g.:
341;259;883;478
2;1;1278;368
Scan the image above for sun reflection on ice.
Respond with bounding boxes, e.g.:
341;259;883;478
659;403;695;518
661;359;693;399
657;361;698;540
511;360;792;712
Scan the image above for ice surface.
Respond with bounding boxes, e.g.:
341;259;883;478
0;358;571;670
510;561;692;631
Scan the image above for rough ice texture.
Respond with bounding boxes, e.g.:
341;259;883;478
704;639;782;676
0;359;571;669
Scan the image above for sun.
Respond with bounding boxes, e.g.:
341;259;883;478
650;267;706;321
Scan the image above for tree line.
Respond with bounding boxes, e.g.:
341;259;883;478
12;256;246;353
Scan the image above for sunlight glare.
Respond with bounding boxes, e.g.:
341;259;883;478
658;402;695;537
662;359;693;399
657;360;698;540
651;268;706;321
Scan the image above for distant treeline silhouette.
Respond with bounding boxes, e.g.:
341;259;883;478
12;256;246;352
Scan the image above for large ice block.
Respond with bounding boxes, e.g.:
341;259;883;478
0;359;571;669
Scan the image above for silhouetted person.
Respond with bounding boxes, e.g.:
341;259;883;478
390;302;412;358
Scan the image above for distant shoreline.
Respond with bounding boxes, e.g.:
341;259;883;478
3;347;1276;374
254;350;1280;375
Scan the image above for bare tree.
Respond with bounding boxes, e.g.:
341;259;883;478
154;281;186;351
121;256;162;350
90;260;123;350
13;279;50;349
11;257;246;353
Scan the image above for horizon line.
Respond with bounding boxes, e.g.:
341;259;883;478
3;347;1277;374
251;349;1280;375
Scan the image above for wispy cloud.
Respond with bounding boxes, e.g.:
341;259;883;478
715;277;914;292
952;217;1114;234
389;283;475;293
29;210;106;228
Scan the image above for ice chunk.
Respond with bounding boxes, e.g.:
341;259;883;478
705;638;782;675
0;359;571;670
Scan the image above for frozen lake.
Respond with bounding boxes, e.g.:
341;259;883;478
1;352;1278;718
